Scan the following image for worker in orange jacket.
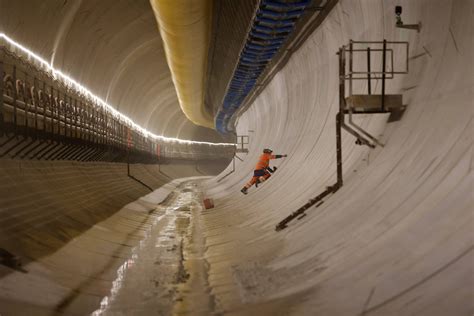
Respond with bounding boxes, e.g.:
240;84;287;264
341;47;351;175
241;148;287;195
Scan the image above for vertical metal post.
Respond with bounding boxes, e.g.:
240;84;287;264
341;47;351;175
94;106;98;144
124;123;127;151
0;59;4;137
92;105;96;144
69;97;73;139
63;95;68;140
58;91;63;139
381;39;387;111
49;84;53;135
41;81;46;134
367;47;371;95
96;106;99;145
55;88;59;137
111;117;115;148
93;103;100;145
127;126;131;172
34;79;39;132
92;105;95;144
89;104;93;144
87;104;91;143
337;47;345;187
98;107;102;145
127;147;130;176
83;104;87;142
336;113;343;187
348;41;353;97
103;108;107;146
77;102;81;141
101;108;105;145
68;96;72;139
339;46;346;114
12;65;17;135
65;95;70;139
73;98;78;139
23;73;29;137
54;90;61;137
69;96;73;139
233;153;236;171
59;92;64;139
79;101;83;141
105;109;108;147
113;118;116;150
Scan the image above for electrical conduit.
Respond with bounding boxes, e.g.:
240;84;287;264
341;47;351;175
150;0;215;129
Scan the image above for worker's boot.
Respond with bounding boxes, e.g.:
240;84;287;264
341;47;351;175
241;187;248;195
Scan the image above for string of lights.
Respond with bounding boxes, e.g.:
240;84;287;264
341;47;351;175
0;33;234;147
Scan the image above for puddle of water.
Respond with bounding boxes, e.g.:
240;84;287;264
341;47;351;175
91;211;167;316
91;181;207;316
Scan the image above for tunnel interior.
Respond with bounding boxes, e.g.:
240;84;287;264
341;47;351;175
0;0;472;315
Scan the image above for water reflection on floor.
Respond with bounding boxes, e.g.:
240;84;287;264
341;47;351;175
92;181;213;316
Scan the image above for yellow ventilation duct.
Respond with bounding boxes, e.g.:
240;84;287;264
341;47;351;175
150;0;214;129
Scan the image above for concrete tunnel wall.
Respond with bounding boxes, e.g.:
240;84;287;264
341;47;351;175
0;0;472;315
0;160;226;314
203;0;473;314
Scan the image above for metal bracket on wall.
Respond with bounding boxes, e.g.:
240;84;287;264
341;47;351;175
217;134;248;182
217;153;237;183
340;40;409;148
275;39;409;232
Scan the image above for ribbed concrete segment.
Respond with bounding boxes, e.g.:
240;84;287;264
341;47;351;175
0;162;225;315
204;0;473;314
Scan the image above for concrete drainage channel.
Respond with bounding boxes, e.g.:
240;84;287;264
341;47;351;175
92;180;216;316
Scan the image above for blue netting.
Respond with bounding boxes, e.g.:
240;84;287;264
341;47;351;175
215;0;311;133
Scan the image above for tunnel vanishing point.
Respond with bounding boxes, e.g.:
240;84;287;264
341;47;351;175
0;0;472;315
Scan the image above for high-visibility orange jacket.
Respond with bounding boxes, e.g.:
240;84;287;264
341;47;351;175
255;153;277;170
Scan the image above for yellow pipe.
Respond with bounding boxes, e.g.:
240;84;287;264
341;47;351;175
150;0;214;129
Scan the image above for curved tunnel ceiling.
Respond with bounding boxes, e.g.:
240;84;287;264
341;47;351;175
0;0;224;143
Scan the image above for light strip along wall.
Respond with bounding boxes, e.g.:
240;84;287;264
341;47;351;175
150;0;214;129
0;33;233;147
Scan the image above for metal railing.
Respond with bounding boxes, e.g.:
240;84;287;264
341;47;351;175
275;39;409;231
341;40;409;148
345;40;409;111
0;45;235;163
217;134;249;182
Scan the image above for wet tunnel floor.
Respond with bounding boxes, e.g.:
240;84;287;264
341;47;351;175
92;180;216;316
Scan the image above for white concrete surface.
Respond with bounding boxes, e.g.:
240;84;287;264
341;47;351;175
203;0;473;315
0;176;210;315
